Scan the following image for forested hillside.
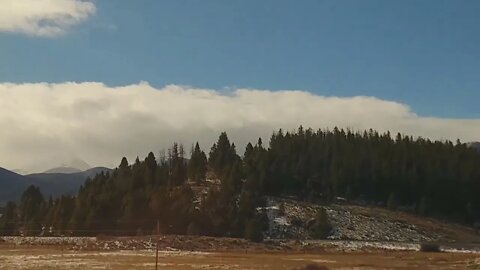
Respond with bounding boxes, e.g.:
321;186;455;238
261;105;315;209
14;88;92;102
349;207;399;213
1;127;479;240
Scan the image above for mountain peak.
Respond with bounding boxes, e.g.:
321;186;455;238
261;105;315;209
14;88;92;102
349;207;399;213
43;158;91;174
43;167;83;174
63;158;90;171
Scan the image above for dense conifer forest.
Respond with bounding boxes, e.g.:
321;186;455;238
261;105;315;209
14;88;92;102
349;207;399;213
1;127;480;241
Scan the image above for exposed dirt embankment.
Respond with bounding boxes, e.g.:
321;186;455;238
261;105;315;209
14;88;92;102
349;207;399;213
2;235;480;254
0;235;270;252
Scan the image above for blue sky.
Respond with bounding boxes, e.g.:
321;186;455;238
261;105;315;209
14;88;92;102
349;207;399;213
1;0;479;118
1;0;480;171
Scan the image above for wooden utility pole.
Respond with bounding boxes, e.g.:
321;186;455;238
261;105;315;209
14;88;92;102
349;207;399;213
154;221;160;270
155;240;159;270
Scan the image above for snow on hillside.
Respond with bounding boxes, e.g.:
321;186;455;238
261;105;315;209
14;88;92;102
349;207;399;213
258;197;477;243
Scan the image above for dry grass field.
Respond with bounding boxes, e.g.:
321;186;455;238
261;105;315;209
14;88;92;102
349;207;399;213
0;246;479;270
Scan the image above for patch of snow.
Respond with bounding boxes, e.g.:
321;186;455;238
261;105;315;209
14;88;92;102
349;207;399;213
259;197;440;242
274;217;290;226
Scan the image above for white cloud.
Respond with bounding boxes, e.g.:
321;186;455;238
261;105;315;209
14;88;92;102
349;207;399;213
0;82;479;173
0;0;95;37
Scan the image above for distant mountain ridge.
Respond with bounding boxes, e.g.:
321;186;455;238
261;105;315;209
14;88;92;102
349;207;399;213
43;167;83;174
0;167;30;205
42;158;91;174
0;166;111;205
26;167;112;197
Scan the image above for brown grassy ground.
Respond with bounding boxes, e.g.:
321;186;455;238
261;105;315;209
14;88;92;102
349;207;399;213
0;246;479;270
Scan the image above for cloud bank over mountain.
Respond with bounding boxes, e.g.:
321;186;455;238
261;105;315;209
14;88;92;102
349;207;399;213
1;82;479;172
0;0;95;37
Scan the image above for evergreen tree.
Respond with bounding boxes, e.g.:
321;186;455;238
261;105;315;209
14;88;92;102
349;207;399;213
188;142;208;183
0;202;17;236
119;157;129;169
19;186;45;235
168;143;187;186
209;132;238;176
308;208;332;239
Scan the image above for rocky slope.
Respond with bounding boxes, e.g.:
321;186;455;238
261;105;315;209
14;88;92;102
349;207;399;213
259;197;480;243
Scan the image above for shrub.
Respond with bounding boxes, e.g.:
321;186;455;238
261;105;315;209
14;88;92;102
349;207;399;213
258;213;269;231
245;219;263;243
186;222;201;236
290;217;304;227
420;243;441;252
308;208;332;239
387;192;398;211
297;263;330;270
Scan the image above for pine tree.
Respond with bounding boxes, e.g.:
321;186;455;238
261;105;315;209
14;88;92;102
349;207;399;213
119;157;129;169
19;186;45;236
209;132;238;176
0;202;17;236
188;142;208;183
